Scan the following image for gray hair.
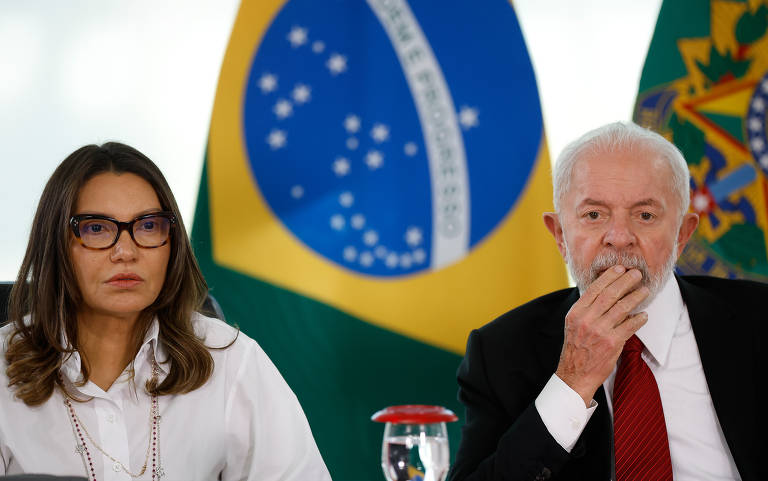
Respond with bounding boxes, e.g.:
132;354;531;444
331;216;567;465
552;121;690;217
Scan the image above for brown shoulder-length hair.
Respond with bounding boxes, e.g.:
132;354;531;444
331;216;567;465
5;142;216;406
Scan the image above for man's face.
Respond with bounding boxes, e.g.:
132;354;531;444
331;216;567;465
544;147;698;305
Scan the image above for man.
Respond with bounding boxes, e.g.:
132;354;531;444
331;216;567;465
447;122;766;481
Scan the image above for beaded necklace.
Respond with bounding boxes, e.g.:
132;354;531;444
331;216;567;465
62;361;164;480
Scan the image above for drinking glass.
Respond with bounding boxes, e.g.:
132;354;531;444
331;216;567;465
372;405;457;481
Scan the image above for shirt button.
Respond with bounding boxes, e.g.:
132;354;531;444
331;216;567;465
113;462;121;472
106;414;116;423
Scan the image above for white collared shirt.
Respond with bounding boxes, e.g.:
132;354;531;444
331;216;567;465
0;312;332;481
535;276;741;480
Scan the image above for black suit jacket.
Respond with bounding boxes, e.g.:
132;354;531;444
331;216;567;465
447;275;768;481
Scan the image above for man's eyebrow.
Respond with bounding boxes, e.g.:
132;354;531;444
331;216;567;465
631;198;663;208
578;198;608;207
576;198;663;208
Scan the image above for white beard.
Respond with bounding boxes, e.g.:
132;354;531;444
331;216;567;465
564;239;678;312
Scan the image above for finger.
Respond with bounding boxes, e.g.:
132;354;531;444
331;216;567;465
601;285;650;328
589;268;645;318
579;264;628;306
597;282;649;329
614;311;648;339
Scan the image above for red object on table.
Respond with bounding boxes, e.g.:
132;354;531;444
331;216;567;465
371;405;458;424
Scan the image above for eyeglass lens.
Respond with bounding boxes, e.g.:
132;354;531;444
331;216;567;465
78;216;171;248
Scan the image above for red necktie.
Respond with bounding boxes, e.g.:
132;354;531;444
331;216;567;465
613;335;673;480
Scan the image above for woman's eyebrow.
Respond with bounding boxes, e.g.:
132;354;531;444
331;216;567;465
72;207;164;218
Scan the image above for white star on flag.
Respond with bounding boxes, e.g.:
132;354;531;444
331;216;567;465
762;80;768;93
327;53;348;75
344;114;361;133
370;123;390;143
761;154;768;168
350;214;365;229
752;97;766;113
363;230;379;246
374;246;387;258
266;129;287;150
400;253;413;269
287;26;308;48
346;138;359;150
412;248;426;264
405;226;423;246
290;185;304;199
333;157;350;176
258;73;278;94
458;106;479;130
749;117;763;132
404;142;418;156
330;214;345;230
359;251;374;267
752;137;766;152
273;99;293;119
343;246;357;262
292;84;311;104
312;41;325;53
339;191;354;207
385;253;398;268
365;150;384;169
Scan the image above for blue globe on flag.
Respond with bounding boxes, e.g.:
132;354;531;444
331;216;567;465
242;0;542;277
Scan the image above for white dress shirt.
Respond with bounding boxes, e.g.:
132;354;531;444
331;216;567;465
0;312;332;481
535;276;742;480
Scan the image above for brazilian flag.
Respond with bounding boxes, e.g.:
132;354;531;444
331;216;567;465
192;0;566;479
635;0;768;281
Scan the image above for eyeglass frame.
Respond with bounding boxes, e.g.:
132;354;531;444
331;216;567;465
69;212;177;250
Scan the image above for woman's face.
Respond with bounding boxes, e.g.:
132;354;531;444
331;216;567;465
70;172;171;322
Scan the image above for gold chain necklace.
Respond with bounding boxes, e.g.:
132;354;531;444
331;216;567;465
63;361;164;480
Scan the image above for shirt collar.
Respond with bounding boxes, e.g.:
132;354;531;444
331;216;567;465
136;317;169;374
633;275;683;367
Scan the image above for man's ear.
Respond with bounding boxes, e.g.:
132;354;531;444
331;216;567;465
543;212;567;260
676;212;699;257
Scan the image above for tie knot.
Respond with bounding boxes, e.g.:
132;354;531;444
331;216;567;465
622;335;644;357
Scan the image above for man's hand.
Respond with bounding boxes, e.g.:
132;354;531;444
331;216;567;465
555;265;649;406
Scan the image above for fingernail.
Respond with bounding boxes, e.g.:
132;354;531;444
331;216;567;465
613;265;625;273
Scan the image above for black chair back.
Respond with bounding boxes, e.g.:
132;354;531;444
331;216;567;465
200;292;226;321
0;282;12;325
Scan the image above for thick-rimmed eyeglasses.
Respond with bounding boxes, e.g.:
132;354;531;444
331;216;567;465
69;212;176;250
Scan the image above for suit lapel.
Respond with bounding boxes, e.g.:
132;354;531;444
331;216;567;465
677;276;757;480
586;386;613;481
535;288;578;378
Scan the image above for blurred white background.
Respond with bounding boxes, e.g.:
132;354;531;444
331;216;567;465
0;0;662;280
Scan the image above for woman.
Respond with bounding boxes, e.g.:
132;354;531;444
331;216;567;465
0;143;331;480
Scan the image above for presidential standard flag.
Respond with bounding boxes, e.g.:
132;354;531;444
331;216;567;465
192;0;566;478
635;0;768;280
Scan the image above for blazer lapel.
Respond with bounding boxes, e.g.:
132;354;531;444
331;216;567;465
535;288;579;374
584;386;613;481
677;276;757;480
